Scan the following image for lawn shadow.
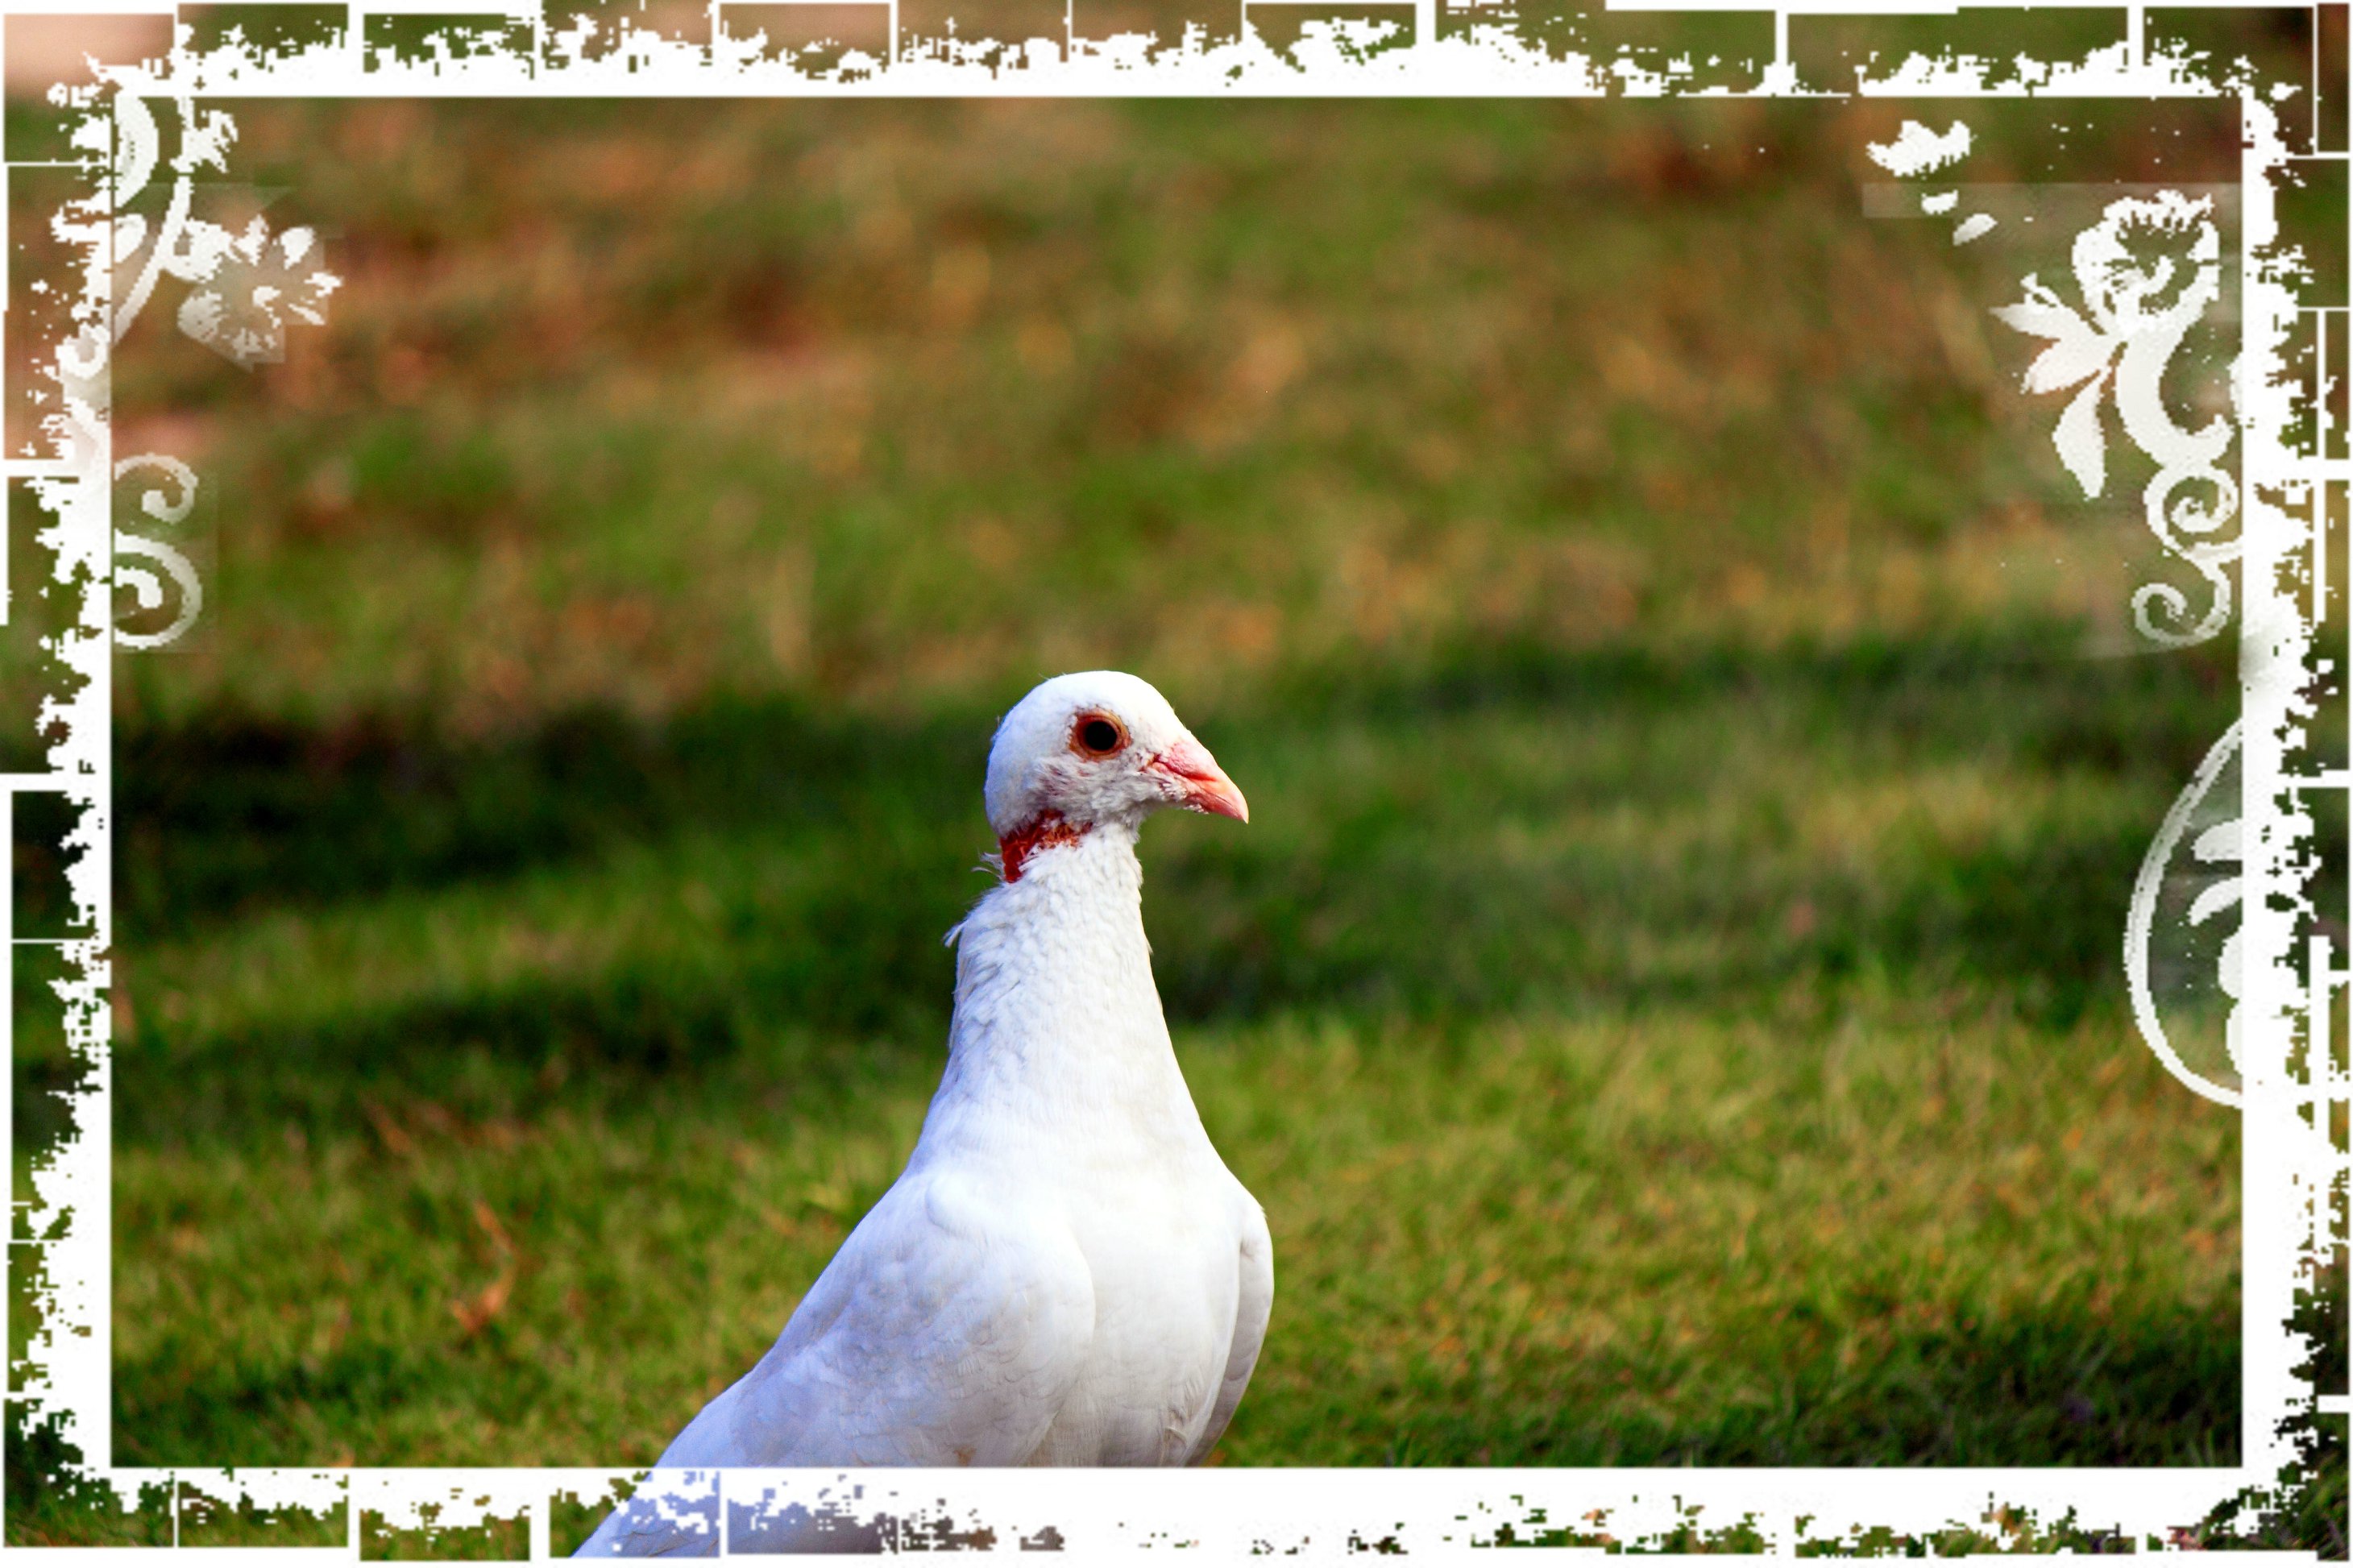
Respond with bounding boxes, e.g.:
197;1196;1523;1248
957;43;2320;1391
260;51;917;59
116;625;2237;1144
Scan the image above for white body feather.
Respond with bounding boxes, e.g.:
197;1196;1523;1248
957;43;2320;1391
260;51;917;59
579;808;1272;1557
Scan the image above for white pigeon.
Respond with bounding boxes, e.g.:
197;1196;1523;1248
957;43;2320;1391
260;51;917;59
579;671;1273;1557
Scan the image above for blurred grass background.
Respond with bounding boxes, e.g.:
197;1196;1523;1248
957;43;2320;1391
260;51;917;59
7;78;2325;1533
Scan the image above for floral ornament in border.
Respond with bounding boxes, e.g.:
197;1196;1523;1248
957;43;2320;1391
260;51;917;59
1984;189;2249;1109
57;81;342;649
1862;132;2253;1107
1994;189;2239;649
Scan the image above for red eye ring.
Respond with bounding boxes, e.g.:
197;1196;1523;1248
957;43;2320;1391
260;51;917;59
1071;713;1128;758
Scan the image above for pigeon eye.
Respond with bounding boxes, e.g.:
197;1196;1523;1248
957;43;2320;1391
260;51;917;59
1073;716;1127;757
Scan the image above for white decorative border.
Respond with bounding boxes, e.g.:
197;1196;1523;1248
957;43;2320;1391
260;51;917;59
1;2;2339;1558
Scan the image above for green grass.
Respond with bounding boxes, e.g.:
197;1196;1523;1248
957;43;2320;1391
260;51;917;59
101;633;2243;1471
4;85;2333;1545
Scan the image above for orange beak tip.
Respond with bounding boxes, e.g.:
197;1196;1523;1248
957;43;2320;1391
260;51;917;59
1197;786;1249;824
1152;740;1249;825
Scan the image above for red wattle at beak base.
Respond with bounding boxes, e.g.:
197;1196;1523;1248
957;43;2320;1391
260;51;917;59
1149;739;1249;823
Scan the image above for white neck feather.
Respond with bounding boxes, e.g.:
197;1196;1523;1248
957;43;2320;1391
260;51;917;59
914;825;1208;1169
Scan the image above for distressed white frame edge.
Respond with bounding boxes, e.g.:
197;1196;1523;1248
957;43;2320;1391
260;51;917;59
0;0;2335;1557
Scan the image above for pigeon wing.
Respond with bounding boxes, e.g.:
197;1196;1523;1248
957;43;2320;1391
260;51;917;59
662;1169;1097;1469
1187;1193;1273;1465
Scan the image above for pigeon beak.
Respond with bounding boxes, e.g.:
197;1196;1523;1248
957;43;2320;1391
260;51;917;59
1147;737;1249;823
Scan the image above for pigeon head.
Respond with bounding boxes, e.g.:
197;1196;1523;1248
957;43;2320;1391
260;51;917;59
984;672;1247;878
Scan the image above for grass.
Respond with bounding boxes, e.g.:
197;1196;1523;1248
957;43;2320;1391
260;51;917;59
104;636;2243;1472
4;83;2334;1545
